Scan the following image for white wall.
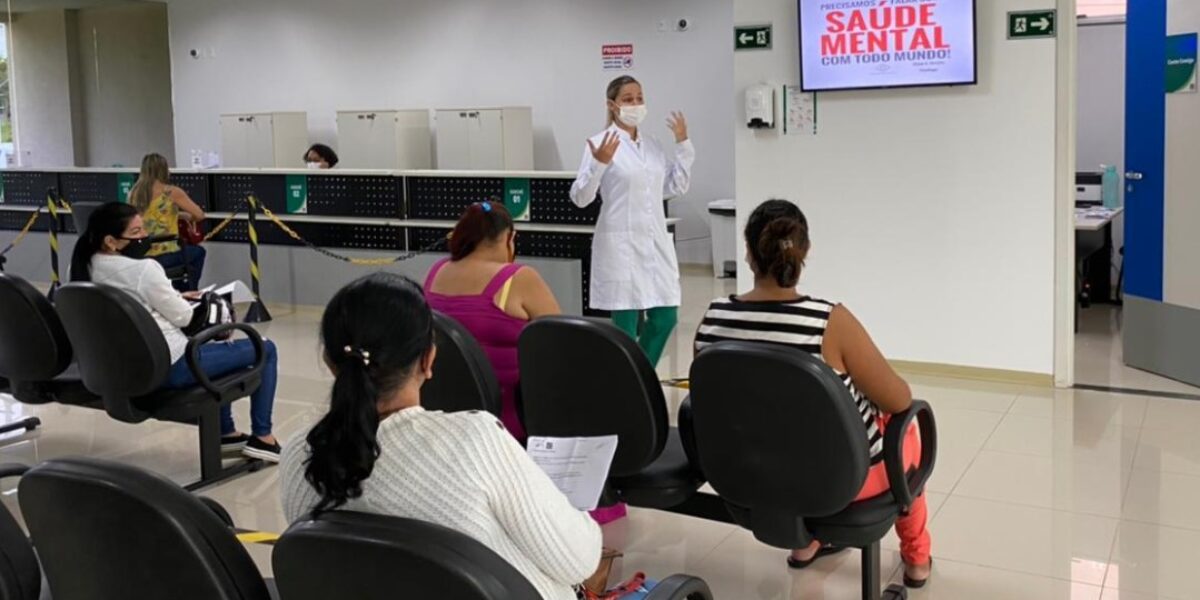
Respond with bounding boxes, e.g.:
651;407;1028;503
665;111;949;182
734;0;1060;374
1164;1;1200;309
76;3;175;167
11;9;78;166
165;0;735;265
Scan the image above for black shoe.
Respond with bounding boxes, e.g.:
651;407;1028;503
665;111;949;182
221;433;250;452
243;437;281;463
787;545;848;569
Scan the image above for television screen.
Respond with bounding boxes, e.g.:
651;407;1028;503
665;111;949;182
799;0;978;92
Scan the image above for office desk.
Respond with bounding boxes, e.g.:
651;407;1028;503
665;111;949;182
1076;206;1123;232
1075;206;1123;307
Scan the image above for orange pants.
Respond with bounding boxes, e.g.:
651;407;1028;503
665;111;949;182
855;418;930;565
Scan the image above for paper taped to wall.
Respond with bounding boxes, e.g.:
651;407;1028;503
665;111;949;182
783;85;818;135
527;435;619;511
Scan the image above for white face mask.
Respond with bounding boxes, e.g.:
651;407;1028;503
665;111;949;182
617;104;648;127
306;161;323;170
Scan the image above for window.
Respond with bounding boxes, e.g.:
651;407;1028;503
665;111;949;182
0;23;11;167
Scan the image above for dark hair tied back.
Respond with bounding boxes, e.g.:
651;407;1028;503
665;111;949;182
745;199;810;289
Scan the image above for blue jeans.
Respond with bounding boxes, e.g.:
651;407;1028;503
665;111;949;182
165;338;277;438
154;246;207;292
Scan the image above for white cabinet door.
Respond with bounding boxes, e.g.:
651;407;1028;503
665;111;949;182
436;110;472;170
469;109;505;170
245;115;276;168
220;115;249;167
338;111;396;169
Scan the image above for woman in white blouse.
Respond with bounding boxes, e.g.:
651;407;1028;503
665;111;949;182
569;75;695;368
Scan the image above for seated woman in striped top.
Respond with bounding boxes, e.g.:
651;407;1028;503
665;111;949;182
693;199;931;588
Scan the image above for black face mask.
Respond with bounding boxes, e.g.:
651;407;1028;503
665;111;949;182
118;237;151;260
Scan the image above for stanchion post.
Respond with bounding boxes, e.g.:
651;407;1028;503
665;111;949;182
243;194;273;323
46;189;62;300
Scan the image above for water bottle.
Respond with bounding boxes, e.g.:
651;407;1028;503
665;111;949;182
1102;164;1120;209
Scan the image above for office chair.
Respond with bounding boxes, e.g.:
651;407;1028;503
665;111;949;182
0;464;41;600
682;342;938;600
420;311;502;416
518;316;704;510
54;282;267;490
19;457;274;600
274;511;714;600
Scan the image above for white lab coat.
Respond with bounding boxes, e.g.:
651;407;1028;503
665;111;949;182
569;125;695;311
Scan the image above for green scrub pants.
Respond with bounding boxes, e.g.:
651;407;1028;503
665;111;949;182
611;307;679;368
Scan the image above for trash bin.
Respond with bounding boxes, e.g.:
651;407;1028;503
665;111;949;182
708;199;737;278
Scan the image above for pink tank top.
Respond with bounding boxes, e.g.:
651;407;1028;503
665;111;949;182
424;258;528;441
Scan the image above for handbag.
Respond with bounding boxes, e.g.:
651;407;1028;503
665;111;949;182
178;218;205;245
183;292;236;340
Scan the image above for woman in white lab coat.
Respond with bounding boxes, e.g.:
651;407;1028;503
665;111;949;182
569;76;695;368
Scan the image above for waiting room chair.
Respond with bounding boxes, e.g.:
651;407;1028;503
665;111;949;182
682;341;937;600
0;464;42;600
420;311;501;416
274;511;714;600
54;282;267;490
518;316;704;510
18;457;274;600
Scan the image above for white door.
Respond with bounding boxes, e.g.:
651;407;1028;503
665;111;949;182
338;112;397;169
468;109;505;170
436;110;472;170
220;115;249;167
244;115;276;168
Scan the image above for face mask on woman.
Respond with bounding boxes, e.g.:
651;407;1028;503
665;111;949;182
119;236;151;260
306;161;323;170
618;104;648;127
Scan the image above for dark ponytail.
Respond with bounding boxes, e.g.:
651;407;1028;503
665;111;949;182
69;202;139;283
447;198;513;261
745;199;810;288
305;272;434;514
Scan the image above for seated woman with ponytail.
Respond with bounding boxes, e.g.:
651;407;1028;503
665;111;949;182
280;273;600;600
693;199;932;587
424;199;560;442
70;202;282;462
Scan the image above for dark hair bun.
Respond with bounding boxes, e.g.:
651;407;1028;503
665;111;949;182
745;199;810;288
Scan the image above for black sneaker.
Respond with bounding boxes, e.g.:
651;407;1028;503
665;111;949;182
243;437;281;463
221;433;251;453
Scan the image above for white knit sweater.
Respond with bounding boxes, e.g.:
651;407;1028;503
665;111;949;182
280;407;602;600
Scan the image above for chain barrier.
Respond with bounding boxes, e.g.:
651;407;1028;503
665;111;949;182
256;203;449;266
0;207;46;271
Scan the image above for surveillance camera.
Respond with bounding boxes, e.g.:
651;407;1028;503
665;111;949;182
677;18;690;31
189;48;200;58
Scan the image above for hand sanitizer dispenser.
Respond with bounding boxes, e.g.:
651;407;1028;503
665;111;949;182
746;84;775;129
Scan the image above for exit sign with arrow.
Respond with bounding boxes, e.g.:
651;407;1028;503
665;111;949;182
735;24;772;51
1008;10;1056;39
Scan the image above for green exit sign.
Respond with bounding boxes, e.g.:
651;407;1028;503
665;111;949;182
735;24;772;51
1008;10;1057;39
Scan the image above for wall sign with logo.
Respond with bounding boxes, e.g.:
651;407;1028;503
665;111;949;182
503;178;531;222
285;175;308;214
602;44;634;71
1166;33;1198;94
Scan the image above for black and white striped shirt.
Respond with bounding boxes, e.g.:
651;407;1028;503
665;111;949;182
695;296;885;463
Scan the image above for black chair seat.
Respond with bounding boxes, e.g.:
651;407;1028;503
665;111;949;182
133;368;262;422
612;428;703;509
806;492;904;548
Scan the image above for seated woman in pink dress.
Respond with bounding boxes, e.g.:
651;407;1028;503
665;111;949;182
424;200;560;442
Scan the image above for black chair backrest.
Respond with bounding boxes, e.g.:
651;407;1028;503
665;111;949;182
69;202;103;236
421;311;502;416
518;316;668;477
688;342;870;518
274;511;541;600
55;282;172;421
18;457;271;600
0;468;39;600
0;273;72;383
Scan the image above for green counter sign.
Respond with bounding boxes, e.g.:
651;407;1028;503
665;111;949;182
1008;10;1056;40
1166;33;1198;94
117;173;136;203
504;178;531;222
285;175;308;214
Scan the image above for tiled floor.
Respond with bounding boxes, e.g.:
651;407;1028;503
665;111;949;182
2;272;1200;599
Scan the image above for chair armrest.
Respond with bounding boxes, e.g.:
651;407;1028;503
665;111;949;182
882;399;938;514
644;574;713;600
185;323;267;398
0;464;30;480
198;496;235;529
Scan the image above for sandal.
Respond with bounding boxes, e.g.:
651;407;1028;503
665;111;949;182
786;545;847;569
903;558;932;588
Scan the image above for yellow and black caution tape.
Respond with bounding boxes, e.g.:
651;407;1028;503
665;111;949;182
235;529;281;546
258;204;447;266
662;378;690;390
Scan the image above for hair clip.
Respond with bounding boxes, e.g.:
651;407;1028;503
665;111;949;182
480;201;492;213
780;239;795;250
343;345;371;366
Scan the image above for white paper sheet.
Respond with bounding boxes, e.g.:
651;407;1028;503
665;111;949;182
527;436;619;511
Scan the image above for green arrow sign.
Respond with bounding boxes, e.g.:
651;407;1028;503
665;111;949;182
1008;10;1056;40
735;25;772;51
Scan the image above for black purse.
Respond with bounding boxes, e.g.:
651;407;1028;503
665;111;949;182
183;292;236;340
